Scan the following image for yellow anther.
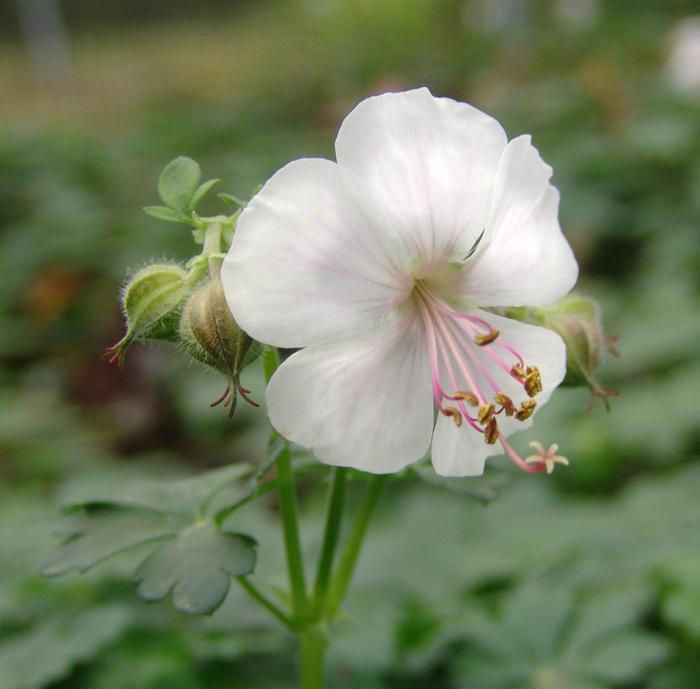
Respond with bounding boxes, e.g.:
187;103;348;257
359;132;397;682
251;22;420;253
454;391;479;406
474;328;500;346
494;393;516;416
478;403;495;424
483;417;500;444
444;406;463;428
515;399;537;421
524;366;542;397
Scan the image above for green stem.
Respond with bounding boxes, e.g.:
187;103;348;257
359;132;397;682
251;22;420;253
276;443;309;619
312;467;347;615
262;346;309;621
202;220;223;277
300;626;327;689
327;476;385;620
237;576;295;630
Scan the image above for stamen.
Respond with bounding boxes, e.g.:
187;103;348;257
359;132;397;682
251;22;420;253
432;312;487;406
494;393;516;416
474;328;499;346
417;292;484;433
453;391;479;406
515;399;536;421
483;417;499;444
512;364;543;398
444;406;463;428
445;318;503;396
524;366;542;397
435;334;484;433
478;403;495;424
414;282;547;457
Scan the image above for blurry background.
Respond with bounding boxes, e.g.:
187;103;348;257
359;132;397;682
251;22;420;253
1;1;700;688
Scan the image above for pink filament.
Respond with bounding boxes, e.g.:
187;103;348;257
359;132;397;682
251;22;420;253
415;283;538;473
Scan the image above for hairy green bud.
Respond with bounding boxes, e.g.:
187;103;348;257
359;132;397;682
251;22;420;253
105;263;189;366
179;277;261;416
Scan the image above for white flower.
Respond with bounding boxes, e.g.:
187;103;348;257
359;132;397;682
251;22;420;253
667;17;700;95
222;88;578;476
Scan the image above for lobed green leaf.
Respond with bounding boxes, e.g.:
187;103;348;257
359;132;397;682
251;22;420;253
134;521;256;615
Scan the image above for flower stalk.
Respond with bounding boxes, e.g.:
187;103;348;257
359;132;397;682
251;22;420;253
255;346;389;686
312;467;348;615
263;347;309;621
327;475;385;620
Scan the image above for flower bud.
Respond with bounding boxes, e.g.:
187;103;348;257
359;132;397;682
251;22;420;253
105;263;189;366
536;295;619;409
179;277;261;416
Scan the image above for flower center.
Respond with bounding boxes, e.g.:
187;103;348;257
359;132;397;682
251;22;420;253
413;281;550;473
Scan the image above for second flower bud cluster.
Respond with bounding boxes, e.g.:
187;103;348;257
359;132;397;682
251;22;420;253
106;258;260;417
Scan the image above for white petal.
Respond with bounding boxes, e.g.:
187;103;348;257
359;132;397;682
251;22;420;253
431;414;489;477
335;87;508;272
222;158;411;348
430;309;566;475
265;309;433;473
456;135;578;307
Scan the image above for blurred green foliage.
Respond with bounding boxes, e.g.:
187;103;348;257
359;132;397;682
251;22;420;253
1;0;700;687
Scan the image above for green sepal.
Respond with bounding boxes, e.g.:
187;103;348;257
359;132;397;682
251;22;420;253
179;277;261;416
190;178;219;209
105;263;189;366
218;193;247;208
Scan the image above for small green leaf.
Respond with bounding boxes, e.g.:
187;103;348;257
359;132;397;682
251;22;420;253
134;520;256;614
189;178;219;210
157;157;201;214
143;205;190;224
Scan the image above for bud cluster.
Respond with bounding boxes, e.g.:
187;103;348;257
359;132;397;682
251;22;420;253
105;157;260;416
